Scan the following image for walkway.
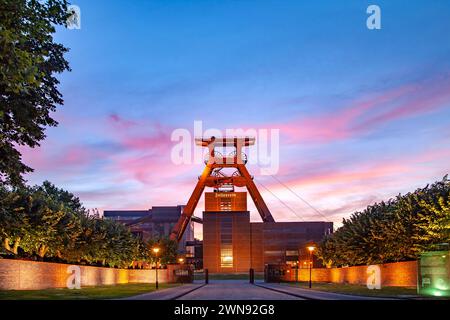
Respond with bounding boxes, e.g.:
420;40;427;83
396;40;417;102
122;283;204;300
124;280;395;300
177;280;302;300
255;282;395;300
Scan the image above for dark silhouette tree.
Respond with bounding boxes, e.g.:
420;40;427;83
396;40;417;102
0;0;71;186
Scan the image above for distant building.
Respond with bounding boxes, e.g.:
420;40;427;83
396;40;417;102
104;206;194;255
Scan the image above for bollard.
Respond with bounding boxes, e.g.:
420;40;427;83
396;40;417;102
205;268;209;284
249;268;254;284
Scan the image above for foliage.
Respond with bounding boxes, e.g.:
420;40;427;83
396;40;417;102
0;181;154;268
147;237;179;266
0;0;70;186
318;175;450;267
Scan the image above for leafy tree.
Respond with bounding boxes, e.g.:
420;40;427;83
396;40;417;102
18;185;66;258
0;181;176;268
0;0;71;185
35;181;86;260
0;185;30;255
318;175;450;267
147;237;178;266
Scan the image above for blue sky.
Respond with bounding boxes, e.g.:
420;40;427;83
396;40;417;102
22;0;450;237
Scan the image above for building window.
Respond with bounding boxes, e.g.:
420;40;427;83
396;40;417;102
220;246;233;268
220;198;232;211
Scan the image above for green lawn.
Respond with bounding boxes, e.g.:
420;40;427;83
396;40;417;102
283;281;420;298
0;283;180;300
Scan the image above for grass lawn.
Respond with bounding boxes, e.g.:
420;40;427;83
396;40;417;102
283;281;420;298
0;283;180;300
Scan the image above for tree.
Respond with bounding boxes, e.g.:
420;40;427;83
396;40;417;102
35;181;86;260
19;185;66;259
0;0;71;185
0;185;30;255
147;237;179;266
318;175;450;267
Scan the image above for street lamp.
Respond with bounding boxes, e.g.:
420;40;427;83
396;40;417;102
178;257;185;284
307;246;316;289
153;247;160;290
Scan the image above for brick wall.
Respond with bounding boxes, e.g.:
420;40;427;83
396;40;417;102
284;261;418;287
0;259;180;290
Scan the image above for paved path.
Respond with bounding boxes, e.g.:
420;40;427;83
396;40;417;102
177;280;302;300
256;282;396;300
123;280;395;300
122;283;204;300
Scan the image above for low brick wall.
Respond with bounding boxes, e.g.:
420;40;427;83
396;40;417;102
0;259;180;290
284;261;418;287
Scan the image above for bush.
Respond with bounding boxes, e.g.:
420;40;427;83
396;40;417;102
318;175;450;267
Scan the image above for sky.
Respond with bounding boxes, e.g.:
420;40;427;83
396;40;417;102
21;0;450;239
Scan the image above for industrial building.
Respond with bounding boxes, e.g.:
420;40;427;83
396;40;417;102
168;136;333;273
105;137;333;273
104;206;195;255
202;191;332;273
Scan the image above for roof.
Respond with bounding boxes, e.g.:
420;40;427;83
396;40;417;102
103;210;150;218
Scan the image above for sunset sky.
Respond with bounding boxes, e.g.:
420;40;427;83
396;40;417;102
21;0;450;238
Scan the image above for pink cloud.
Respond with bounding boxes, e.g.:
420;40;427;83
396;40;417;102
254;145;450;224
273;76;450;144
108;113;139;130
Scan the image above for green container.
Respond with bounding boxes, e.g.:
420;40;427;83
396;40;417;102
418;250;450;297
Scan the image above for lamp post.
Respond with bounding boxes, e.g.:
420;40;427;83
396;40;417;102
307;246;316;289
295;249;300;285
153;247;160;290
178;257;185;284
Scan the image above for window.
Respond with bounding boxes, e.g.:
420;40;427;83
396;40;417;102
220;198;232;211
220;217;233;268
220;246;233;268
286;250;299;256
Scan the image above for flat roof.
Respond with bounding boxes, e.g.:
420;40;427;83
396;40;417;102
103;210;150;217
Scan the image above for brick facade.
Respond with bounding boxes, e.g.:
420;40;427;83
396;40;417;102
282;260;418;287
0;259;180;290
203;210;332;273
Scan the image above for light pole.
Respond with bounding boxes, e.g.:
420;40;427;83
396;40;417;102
153;247;160;290
178;257;184;284
307;246;316;289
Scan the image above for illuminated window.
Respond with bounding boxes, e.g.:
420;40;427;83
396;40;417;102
220;246;233;268
220;217;233;268
220;198;232;211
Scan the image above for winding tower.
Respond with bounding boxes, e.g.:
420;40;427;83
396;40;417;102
169;136;275;242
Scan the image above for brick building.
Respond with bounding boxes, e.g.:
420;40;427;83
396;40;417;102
203;192;333;273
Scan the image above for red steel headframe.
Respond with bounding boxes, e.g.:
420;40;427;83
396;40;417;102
169;136;275;242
